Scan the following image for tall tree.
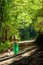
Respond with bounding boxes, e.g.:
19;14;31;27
0;0;42;42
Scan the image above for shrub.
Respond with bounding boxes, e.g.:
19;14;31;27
0;41;11;53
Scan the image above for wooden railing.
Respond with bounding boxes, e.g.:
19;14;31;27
11;39;35;44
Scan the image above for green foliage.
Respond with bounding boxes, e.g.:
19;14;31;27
0;41;11;52
0;0;43;42
18;25;37;40
35;17;43;32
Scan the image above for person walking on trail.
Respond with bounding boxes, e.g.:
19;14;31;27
13;35;19;55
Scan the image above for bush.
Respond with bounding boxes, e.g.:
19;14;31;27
0;41;11;53
18;26;37;40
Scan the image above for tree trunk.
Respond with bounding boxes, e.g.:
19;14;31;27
35;32;43;49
